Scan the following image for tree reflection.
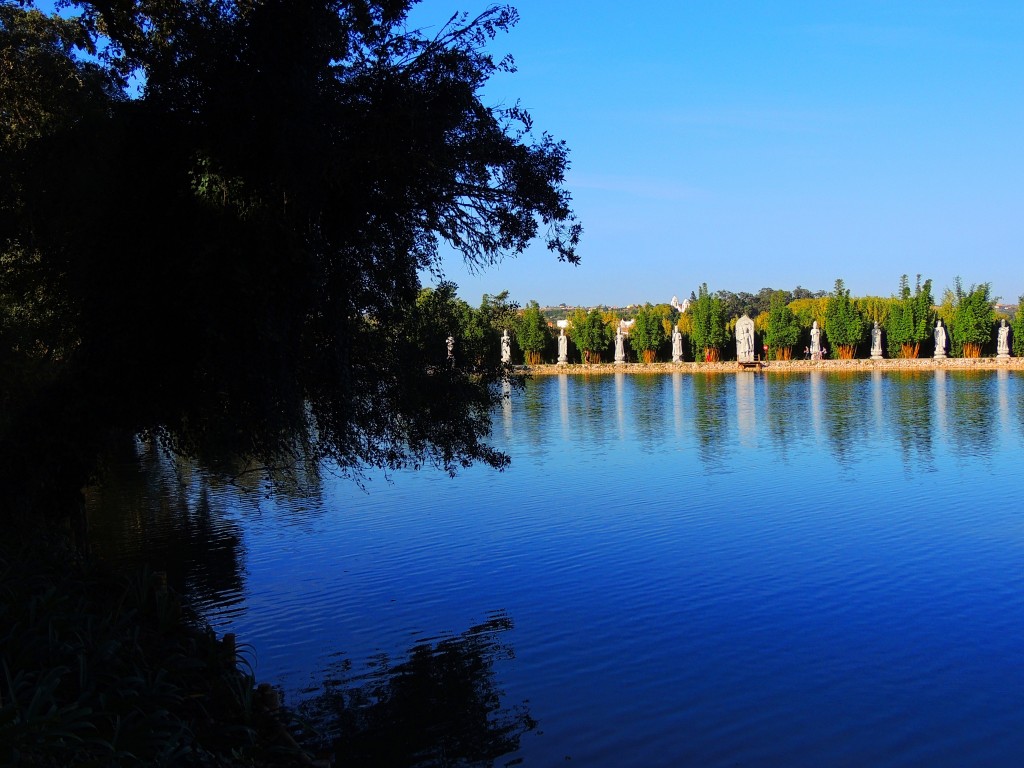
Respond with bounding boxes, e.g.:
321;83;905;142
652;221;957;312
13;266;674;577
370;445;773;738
691;373;727;470
631;374;670;450
947;371;995;458
763;374;803;460
887;372;933;471
822;372;868;466
297;613;536;768
86;441;246;607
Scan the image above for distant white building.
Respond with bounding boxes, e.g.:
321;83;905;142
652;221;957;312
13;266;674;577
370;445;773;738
670;295;690;313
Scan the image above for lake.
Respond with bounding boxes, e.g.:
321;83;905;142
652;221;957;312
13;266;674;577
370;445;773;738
89;370;1024;766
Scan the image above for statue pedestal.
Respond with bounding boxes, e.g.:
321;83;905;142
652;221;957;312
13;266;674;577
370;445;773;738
934;352;947;360
870;352;883;360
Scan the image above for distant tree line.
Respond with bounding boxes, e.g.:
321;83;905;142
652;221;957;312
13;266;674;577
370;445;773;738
491;277;1019;364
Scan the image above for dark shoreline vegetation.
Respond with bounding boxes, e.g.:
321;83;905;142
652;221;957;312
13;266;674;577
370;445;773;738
2;531;535;766
0;539;311;766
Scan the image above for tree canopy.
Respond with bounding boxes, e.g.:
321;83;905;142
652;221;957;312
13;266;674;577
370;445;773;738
515;300;549;364
0;0;581;523
946;278;995;358
568;307;612;363
823;279;866;358
885;274;933;358
764;290;800;359
627;304;664;363
689;283;727;361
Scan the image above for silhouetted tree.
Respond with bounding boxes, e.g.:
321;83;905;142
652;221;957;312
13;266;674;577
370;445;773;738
0;1;580;527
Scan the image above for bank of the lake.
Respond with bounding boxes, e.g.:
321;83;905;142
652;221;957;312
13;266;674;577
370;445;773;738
525;357;1024;374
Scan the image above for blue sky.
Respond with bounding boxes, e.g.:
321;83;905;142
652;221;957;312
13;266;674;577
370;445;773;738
411;1;1024;308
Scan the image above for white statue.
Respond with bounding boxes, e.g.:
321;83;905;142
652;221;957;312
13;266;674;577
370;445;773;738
997;319;1010;358
870;322;883;360
500;328;511;363
446;335;455;366
671;326;683;363
934;320;947;359
557;329;568;365
614;328;625;364
735;314;755;362
810;321;822;360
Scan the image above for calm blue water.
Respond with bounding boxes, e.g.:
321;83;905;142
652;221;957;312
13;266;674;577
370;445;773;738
90;371;1024;766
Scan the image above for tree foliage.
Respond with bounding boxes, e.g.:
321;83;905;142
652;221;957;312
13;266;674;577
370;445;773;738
627;304;664;363
689;283;727;361
823;279;866;358
515;300;549;364
947;278;995;357
0;0;581;522
764;291;800;359
884;274;934;358
568;307;612;363
1010;297;1024;358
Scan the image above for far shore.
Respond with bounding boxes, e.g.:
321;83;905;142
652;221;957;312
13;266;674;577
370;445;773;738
522;357;1024;375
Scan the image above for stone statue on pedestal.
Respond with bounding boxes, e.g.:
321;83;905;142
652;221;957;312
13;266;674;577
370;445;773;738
614;328;625;364
933;320;947;359
557;329;568;365
810;321;822;360
500;328;511;363
446;335;455;367
672;326;683;363
997;319;1010;358
735;315;755;362
870;322;883;360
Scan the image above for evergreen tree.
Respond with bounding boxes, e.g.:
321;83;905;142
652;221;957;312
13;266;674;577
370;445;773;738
516;300;550;364
568;307;613;363
628;304;665;363
1012;297;1024;358
885;275;933;358
948;278;995;357
823;279;866;358
764;291;800;360
689;284;727;361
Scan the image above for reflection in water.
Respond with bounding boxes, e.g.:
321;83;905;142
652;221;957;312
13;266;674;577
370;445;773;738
559;374;569;439
734;373;756;446
297;613;535;768
996;370;1010;437
822;373;867;466
87;441;246;612
632;375;669;450
691;374;727;470
672;373;684;440
887;372;934;471
501;380;513;435
521;377;548;449
615;372;626;440
762;374;802;460
947;372;995;458
871;370;884;431
570;375;608;445
934;370;948;437
809;371;824;439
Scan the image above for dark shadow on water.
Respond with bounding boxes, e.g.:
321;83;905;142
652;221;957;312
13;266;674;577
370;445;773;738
296;612;536;768
86;441;247;608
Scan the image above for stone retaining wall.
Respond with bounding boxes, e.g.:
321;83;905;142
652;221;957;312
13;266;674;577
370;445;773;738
524;358;1024;375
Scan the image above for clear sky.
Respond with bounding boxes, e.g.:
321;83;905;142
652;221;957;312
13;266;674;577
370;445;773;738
411;1;1024;308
